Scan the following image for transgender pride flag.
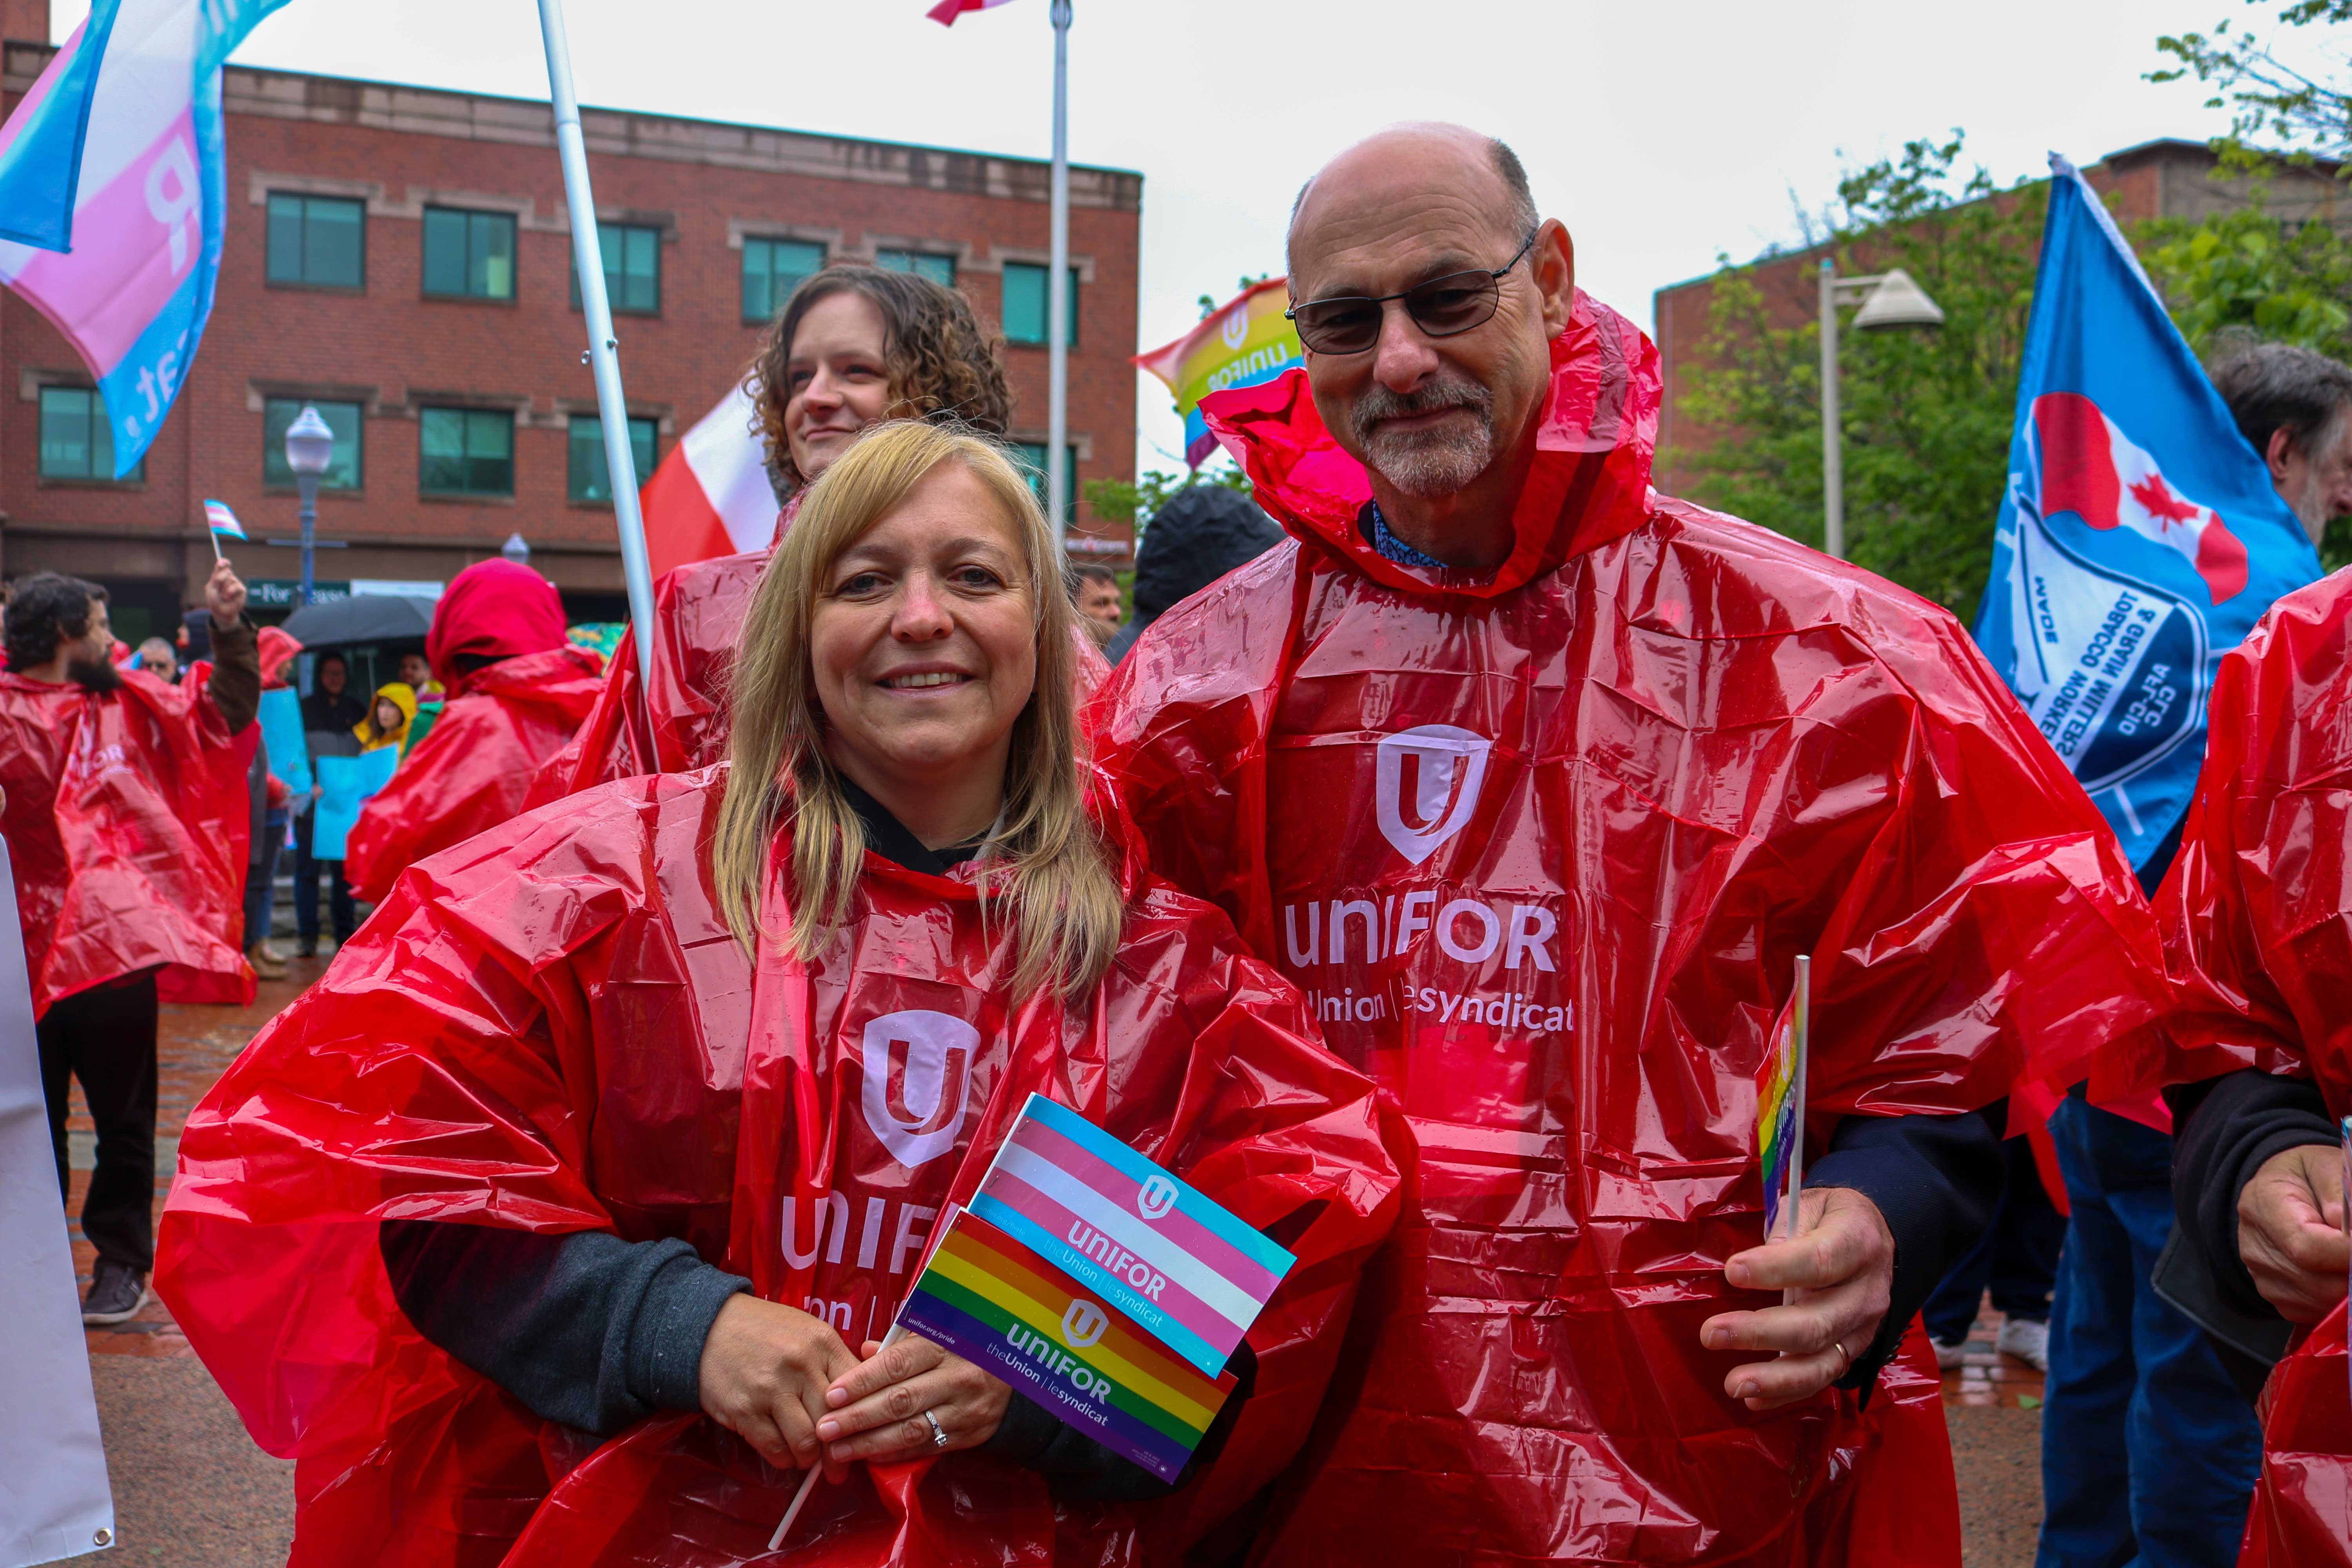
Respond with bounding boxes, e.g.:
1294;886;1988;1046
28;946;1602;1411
968;1094;1295;1377
0;0;290;479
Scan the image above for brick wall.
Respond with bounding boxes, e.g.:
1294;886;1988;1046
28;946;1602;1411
0;44;1140;617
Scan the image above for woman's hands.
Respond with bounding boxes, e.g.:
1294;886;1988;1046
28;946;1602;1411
697;1296;863;1476
1701;1186;1896;1410
815;1334;1011;1467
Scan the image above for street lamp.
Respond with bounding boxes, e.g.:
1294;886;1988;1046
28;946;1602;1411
1818;263;1945;560
283;406;336;605
501;531;531;566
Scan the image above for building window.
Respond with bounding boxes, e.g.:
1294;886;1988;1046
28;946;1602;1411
572;223;662;314
265;193;365;289
263;399;364;490
742;236;825;325
38;387;142;481
1002;262;1079;346
567;414;658;502
419;407;515;497
422;207;517;300
1012;441;1079;526
875;249;956;287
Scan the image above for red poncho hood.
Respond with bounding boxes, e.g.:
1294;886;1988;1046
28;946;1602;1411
258;626;303;689
426;559;567;679
343;643;604;904
1200;289;1657;600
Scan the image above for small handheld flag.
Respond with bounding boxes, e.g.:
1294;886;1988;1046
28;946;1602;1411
202;499;244;562
1136;280;1305;470
896;1211;1240;1482
1758;956;1811;1242
771;1094;1291;1550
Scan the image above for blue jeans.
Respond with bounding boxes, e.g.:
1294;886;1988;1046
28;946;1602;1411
2037;1097;2261;1568
1923;1112;2063;1342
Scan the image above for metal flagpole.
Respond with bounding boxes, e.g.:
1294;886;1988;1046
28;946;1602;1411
536;0;658;695
1046;0;1072;548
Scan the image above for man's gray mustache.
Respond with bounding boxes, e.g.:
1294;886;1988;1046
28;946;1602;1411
1352;381;1494;441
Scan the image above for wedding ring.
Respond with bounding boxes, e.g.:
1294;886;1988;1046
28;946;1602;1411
923;1409;948;1448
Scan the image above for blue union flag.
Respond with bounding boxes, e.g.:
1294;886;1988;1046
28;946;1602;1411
1973;156;2323;869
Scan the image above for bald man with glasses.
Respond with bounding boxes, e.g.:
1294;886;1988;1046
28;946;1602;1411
1091;123;2169;1565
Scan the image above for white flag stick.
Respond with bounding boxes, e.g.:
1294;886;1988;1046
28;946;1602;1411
1045;0;1071;548
534;0;658;697
768;1323;911;1553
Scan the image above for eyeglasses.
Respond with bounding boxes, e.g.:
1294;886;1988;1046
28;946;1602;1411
1285;231;1539;356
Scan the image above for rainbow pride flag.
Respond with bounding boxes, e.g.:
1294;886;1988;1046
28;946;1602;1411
1757;956;1812;1241
1134;279;1304;469
967;1094;1295;1377
897;1211;1240;1483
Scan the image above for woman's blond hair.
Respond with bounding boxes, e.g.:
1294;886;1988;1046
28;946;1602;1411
711;419;1123;999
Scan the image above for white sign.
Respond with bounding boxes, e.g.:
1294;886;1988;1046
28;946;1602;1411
0;844;115;1566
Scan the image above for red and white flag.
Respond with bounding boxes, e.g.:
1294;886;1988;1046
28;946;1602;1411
641;385;781;580
928;0;1017;23
2032;391;2251;605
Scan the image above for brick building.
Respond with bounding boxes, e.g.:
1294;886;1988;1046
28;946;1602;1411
0;6;1141;644
1650;139;2351;497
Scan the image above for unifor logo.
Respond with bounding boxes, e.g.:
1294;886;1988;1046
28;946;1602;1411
1222;303;1250;350
859;1010;977;1168
1061;1298;1110;1350
1137;1174;1179;1221
1374;725;1492;865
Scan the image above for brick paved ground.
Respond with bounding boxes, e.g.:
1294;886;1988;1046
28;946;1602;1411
45;953;2055;1564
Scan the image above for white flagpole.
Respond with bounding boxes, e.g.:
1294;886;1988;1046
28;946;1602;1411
535;0;658;696
1046;0;1072;549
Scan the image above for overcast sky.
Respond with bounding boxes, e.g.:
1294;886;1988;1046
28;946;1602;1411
52;0;2258;477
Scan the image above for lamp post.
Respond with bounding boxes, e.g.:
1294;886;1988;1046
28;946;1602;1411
283;405;336;605
502;532;531;566
1818;262;1945;560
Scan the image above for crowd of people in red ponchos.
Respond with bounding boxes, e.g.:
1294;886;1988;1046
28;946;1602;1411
8;122;2352;1568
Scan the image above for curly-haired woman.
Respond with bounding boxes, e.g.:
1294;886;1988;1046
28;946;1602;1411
532;264;1103;805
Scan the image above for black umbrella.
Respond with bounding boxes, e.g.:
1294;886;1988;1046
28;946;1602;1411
279;595;438;648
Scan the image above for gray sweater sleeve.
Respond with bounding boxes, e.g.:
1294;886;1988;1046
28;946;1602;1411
379;1220;747;1435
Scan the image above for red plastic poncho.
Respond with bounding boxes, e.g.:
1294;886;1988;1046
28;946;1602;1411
0;669;253;1016
158;766;1399;1567
2111;567;2352;1564
528;545;1116;809
1087;294;2170;1567
345;563;605;904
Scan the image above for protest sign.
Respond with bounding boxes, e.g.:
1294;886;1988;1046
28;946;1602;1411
312;748;398;860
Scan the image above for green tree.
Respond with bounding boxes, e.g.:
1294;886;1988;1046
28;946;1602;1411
1679;134;2045;616
2154;2;2352;155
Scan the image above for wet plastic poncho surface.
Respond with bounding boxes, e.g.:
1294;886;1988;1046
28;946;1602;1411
1087;294;2170;1566
0;669;253;1016
2119;566;2352;1563
157;766;1398;1567
343;644;603;904
529;546;1115;810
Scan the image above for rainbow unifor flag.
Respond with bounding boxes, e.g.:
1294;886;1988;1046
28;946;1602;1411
897;1211;1240;1483
1134;279;1305;470
967;1094;1295;1377
1757;955;1812;1242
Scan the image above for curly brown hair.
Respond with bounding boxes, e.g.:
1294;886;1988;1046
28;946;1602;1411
744;264;1013;494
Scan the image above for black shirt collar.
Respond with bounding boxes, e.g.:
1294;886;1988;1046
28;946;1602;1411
835;773;989;878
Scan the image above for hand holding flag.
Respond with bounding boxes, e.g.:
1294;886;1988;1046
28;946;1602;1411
771;1094;1292;1550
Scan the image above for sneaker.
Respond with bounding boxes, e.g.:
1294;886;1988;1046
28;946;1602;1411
1933;1335;1969;1372
1996;1317;2050;1372
83;1261;149;1325
246;944;288;980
